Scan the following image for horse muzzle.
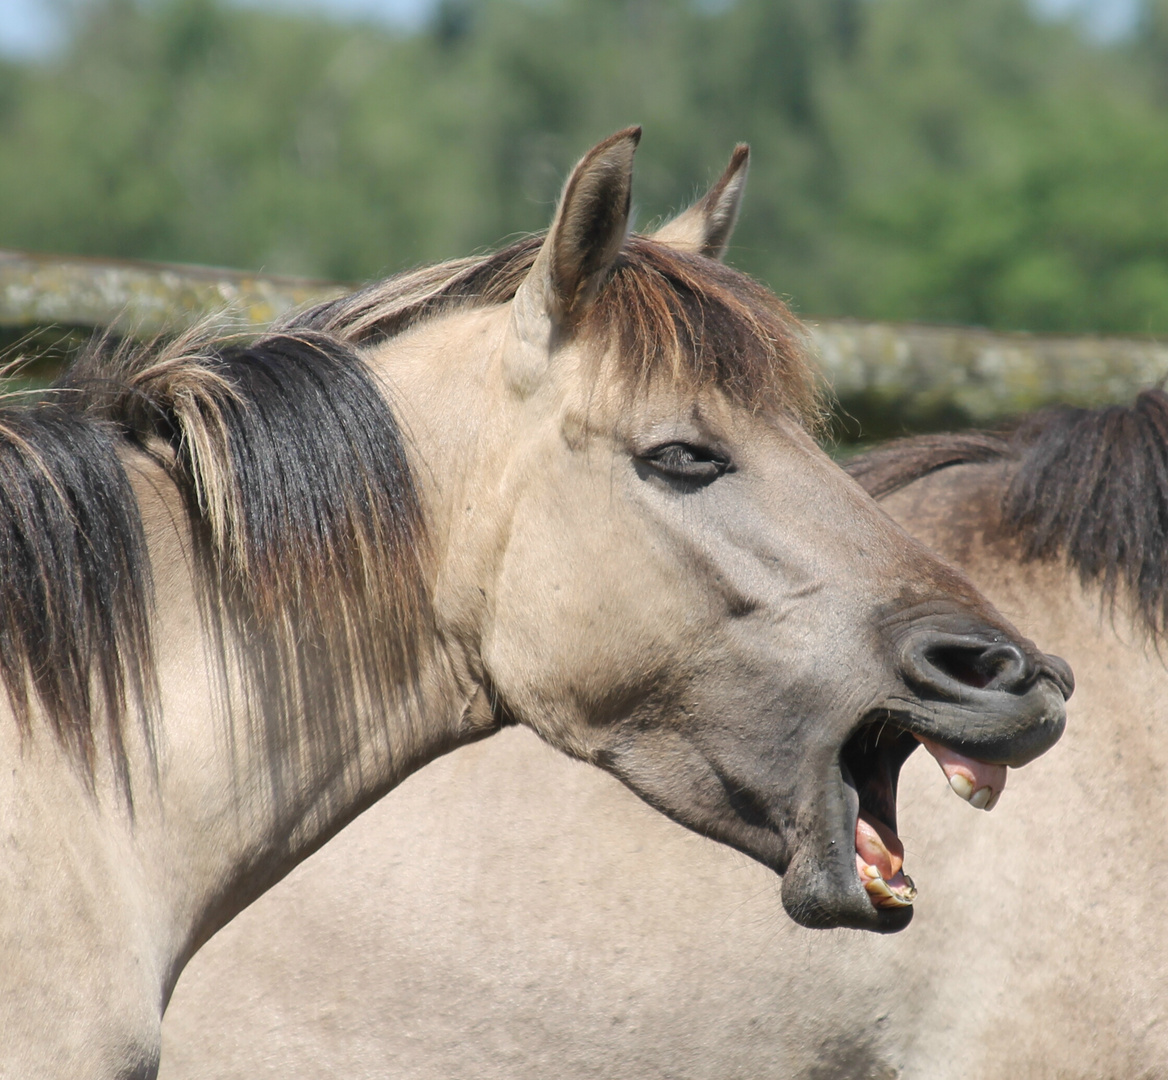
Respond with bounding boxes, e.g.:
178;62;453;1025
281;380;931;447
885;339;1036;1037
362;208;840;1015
779;621;1072;932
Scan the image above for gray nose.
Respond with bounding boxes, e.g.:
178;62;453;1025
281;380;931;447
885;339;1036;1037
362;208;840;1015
894;626;1070;766
902;633;1041;700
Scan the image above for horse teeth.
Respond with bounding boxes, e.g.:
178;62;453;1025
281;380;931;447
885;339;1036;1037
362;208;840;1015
984;789;1002;811
864;876;915;908
899;873;918;902
863;875;915;906
970;786;993;810
948;774;975;801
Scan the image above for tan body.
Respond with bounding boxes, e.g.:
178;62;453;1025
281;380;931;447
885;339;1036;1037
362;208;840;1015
0;134;1069;1077
0;444;474;1077
160;460;1160;1079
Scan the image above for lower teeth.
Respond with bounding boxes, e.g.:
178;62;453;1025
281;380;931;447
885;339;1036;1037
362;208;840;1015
862;871;917;908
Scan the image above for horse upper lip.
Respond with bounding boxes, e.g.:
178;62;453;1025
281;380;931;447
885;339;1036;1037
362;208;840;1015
883;672;1068;769
1041;652;1075;699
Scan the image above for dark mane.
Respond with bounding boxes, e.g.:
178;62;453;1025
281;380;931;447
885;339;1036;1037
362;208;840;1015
0;401;155;792
4;328;429;795
6;229;814;788
288;233;823;425
844;432;1014;500
847;389;1168;638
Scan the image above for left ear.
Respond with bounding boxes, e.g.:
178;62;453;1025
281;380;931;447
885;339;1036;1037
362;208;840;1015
506;127;640;396
652;144;749;261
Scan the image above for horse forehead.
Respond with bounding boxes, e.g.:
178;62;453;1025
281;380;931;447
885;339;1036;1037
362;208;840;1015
551;362;793;442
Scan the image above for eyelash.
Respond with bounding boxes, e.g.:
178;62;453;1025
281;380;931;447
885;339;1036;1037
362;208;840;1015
640;442;732;482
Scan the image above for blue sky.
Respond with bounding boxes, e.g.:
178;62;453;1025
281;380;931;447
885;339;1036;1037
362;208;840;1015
0;0;432;55
0;0;1144;58
1032;0;1141;36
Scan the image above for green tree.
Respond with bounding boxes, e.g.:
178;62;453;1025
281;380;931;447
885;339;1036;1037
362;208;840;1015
3;0;1168;333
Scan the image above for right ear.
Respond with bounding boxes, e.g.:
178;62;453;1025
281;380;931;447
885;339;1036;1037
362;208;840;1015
653;144;749;261
507;127;640;395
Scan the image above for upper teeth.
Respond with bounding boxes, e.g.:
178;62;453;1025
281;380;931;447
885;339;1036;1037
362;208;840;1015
948;774;974;800
948;773;1000;810
920;737;1007;812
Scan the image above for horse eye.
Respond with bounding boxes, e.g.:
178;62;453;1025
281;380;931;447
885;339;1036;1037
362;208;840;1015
641;442;731;483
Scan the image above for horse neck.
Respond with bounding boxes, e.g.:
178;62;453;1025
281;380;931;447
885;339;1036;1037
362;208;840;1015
152;307;514;971
360;306;516;657
126;450;476;1003
0;402;488;1074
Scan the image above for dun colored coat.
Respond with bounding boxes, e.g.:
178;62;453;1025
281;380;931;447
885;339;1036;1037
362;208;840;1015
0;132;1069;1078
162;399;1161;1079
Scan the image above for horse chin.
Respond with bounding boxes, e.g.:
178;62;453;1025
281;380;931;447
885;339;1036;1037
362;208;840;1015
780;839;914;933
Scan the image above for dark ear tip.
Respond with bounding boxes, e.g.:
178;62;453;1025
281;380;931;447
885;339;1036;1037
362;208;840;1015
574;127;642;176
731;143;750;168
599;125;642;151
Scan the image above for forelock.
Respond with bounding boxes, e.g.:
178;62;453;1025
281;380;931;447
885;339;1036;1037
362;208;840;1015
289;233;824;429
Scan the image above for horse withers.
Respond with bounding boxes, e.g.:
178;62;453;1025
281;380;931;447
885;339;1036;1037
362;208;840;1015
0;131;1068;1078
160;394;1166;1078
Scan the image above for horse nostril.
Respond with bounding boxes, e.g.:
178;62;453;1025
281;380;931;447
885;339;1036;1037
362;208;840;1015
917;640;1034;695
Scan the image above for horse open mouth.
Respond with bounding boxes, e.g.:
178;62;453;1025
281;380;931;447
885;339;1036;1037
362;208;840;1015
841;721;1010;912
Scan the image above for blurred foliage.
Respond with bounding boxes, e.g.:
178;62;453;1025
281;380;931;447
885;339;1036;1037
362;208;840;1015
3;0;1168;332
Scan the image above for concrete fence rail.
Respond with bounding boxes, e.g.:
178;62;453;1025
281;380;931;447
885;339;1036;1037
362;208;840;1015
4;249;1166;429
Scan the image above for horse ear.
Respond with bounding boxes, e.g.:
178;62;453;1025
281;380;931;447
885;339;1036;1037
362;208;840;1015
652;144;749;261
508;128;640;392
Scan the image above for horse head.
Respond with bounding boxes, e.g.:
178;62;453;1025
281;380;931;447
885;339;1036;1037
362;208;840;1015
335;130;1072;931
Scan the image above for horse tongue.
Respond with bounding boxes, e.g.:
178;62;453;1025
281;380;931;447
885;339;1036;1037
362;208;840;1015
854;810;904;881
917;736;1007;809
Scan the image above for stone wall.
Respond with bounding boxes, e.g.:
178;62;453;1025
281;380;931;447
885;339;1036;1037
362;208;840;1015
5;249;1165;432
